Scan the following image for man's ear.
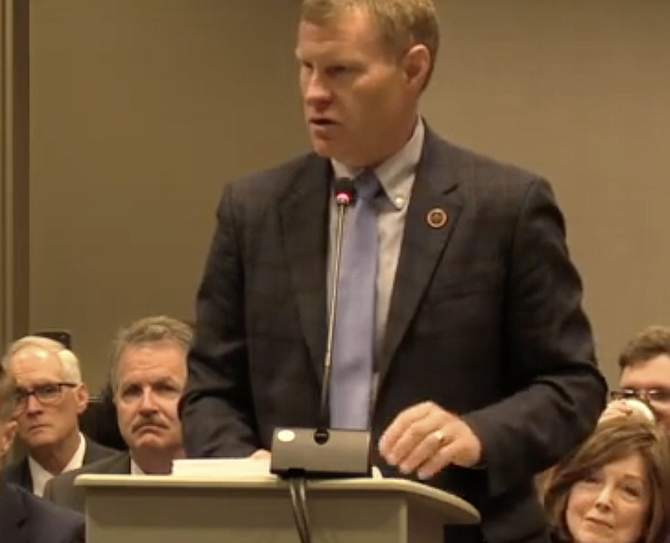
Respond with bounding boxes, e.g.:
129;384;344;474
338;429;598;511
402;44;431;91
74;383;90;415
0;420;18;458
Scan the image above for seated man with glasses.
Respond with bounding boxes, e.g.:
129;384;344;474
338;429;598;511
1;336;115;496
603;325;670;428
0;364;85;543
44;316;191;514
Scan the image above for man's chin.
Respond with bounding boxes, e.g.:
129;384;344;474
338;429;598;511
24;434;57;449
310;140;336;159
132;433;166;448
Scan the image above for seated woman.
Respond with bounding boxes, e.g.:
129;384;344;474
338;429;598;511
542;416;670;543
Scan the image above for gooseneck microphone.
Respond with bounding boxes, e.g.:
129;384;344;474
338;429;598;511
270;177;372;479
319;177;356;429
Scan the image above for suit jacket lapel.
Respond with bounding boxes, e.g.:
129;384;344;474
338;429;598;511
114;452;132;473
83;438;113;463
0;483;29;543
279;154;332;383
378;130;463;387
4;458;33;492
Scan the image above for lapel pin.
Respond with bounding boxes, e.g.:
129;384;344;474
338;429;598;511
426;208;448;229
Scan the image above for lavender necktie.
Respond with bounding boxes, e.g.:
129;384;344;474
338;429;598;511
330;170;380;429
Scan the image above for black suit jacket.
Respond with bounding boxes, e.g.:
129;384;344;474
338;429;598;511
43;452;131;514
3;437;116;493
0;482;85;543
179;128;607;543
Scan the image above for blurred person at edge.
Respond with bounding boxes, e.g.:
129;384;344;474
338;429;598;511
542;416;670;543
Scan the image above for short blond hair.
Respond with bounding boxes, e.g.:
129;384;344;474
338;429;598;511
1;336;83;383
109;316;193;391
301;0;440;84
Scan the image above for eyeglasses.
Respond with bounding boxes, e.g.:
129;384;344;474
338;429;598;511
13;382;77;412
609;388;670;406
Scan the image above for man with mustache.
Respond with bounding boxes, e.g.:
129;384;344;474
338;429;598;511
43;316;191;513
1;336;115;496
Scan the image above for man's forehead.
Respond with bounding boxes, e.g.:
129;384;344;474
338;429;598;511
10;347;61;374
119;373;178;384
116;351;186;382
620;354;670;387
296;11;382;53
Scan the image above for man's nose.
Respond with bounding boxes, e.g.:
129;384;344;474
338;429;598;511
138;389;158;413
25;394;44;414
304;73;332;105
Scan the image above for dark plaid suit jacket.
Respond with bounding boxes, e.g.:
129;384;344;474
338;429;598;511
3;437;116;493
0;483;85;543
180;127;607;543
43;451;131;514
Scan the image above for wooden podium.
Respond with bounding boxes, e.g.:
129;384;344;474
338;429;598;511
77;474;480;543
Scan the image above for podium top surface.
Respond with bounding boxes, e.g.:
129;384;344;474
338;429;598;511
76;474;480;525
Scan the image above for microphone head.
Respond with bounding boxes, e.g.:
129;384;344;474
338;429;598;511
334;177;356;206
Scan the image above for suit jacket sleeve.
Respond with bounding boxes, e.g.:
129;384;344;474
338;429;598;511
66;521;86;543
462;178;607;497
179;181;259;457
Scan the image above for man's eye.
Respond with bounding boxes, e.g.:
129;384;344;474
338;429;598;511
38;384;59;394
121;387;142;399
14;389;29;401
155;384;180;397
650;390;670;402
328;65;350;76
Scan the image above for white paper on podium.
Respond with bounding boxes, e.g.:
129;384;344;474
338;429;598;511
171;458;274;478
171;458;383;479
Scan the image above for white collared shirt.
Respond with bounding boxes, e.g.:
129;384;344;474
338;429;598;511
130;458;146;475
28;432;87;496
330;118;425;358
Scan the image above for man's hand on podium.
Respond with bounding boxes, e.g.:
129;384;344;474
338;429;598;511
378;401;482;481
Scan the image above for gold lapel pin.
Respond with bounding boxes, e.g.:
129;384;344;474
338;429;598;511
426;208;448;229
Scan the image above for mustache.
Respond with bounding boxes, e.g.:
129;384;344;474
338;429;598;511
131;415;168;432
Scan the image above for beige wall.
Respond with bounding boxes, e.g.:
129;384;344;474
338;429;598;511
426;0;670;381
0;0;29;350
11;0;670;389
28;0;305;388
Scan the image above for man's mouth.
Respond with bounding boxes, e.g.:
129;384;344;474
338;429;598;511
134;422;166;433
310;118;338;128
29;424;48;431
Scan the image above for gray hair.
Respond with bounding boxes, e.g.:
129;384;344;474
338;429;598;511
1;336;83;383
109;316;193;392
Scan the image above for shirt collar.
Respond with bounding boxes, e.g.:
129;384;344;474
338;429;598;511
331;117;424;210
130;458;146;475
28;432;86;496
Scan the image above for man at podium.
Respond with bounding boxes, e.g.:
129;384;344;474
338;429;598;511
180;1;608;542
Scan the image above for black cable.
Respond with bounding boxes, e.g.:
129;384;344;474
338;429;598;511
288;476;312;543
297;476;309;530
